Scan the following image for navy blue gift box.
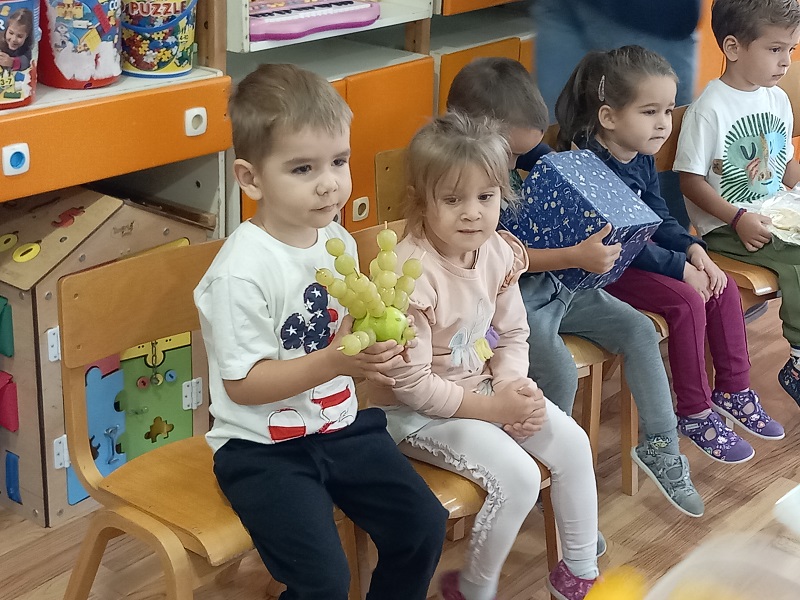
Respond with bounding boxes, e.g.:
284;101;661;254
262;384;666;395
500;150;661;291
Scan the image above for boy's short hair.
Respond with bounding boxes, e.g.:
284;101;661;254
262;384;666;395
711;0;800;48
229;64;352;166
446;57;549;132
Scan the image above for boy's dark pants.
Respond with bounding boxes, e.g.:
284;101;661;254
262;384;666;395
213;408;448;600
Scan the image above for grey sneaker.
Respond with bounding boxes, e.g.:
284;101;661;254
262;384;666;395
631;445;705;518
596;530;607;558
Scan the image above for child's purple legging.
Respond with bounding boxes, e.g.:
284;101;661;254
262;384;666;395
605;268;751;417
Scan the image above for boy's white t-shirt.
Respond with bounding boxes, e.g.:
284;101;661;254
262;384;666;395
673;78;795;236
194;220;359;452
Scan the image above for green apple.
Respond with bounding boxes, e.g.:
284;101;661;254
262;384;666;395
353;306;408;343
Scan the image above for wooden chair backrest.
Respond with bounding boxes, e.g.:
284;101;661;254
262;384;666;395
778;60;800;137
375;148;408;224
58;239;224;493
654;105;688;173
350;220;408;274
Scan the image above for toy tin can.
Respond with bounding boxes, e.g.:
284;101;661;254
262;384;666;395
38;0;122;89
0;0;39;109
121;0;196;78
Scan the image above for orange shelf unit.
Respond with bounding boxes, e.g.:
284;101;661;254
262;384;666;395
437;37;521;114
440;0;515;16
0;77;232;203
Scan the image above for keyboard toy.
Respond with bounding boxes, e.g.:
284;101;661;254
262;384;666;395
249;0;381;41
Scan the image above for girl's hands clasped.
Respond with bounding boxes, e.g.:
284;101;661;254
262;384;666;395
495;378;548;443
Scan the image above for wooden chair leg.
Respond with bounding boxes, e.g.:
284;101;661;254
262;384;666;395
447;516;467;542
66;506;195;600
64;509;125;600
620;365;639;496
579;362;603;467
540;485;560;600
214;558;243;585
265;577;286;599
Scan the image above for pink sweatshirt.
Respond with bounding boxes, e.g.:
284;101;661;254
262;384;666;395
370;230;530;417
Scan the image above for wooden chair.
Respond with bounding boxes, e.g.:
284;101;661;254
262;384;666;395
58;240;362;600
373;153;639;494
655;105;780;313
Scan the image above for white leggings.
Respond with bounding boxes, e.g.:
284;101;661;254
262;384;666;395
400;399;598;596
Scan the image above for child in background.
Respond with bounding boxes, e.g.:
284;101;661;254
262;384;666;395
556;45;784;466
0;9;33;71
675;0;800;406
447;57;704;518
194;64;447;600
369;111;599;600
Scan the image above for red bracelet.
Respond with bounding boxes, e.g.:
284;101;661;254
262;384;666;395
730;207;747;231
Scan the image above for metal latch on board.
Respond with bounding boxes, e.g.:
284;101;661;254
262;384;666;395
182;377;203;410
46;327;60;362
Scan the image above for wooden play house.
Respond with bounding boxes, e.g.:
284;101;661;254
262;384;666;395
0;187;211;527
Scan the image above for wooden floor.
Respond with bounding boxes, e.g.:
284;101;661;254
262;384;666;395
1;302;798;600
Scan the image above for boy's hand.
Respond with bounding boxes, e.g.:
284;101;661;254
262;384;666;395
683;262;712;302
735;212;772;252
329;316;406;386
574;224;622;273
0;53;12;69
687;244;727;297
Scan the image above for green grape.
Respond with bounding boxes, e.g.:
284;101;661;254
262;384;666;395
369;259;381;279
327;279;347;298
345;272;359;289
334;254;357;276
368;301;387;318
376;250;397;271
402;327;416;343
315;268;335;287
341;290;357;308
392;290;408;310
352;330;371;350
401;258;423;280
377;227;398;251
366;296;384;311
365;328;377;346
351;274;370;294
326;238;346;257
340;334;362;356
379;287;396;305
349;300;367;320
376;270;398;289
395;275;415;296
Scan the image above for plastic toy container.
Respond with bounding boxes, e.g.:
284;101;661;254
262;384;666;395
38;0;121;89
0;0;39;108
121;0;196;78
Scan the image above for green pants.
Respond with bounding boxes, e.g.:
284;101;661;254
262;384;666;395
704;226;800;346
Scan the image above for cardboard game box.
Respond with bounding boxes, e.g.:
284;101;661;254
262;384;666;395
501;150;661;291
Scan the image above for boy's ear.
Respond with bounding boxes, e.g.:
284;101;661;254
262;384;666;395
233;158;263;202
597;105;616;131
722;35;740;62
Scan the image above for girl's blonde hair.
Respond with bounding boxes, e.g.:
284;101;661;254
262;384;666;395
404;112;515;238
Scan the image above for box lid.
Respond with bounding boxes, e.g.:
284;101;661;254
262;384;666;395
0;188;122;291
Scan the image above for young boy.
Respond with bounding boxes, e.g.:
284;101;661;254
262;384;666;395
194;64;447;599
447;57;705;518
675;0;800;407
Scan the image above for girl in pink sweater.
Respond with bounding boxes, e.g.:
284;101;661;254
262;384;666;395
370;112;599;600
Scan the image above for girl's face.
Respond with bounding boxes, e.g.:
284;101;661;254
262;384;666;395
423;162;502;268
597;75;677;162
5;22;28;51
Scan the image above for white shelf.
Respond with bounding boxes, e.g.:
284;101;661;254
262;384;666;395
348;4;531;52
227;38;427;82
1;67;223;116
227;0;432;53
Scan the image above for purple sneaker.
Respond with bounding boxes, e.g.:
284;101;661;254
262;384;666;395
712;389;785;440
546;560;597;600
439;571;495;600
678;411;754;464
